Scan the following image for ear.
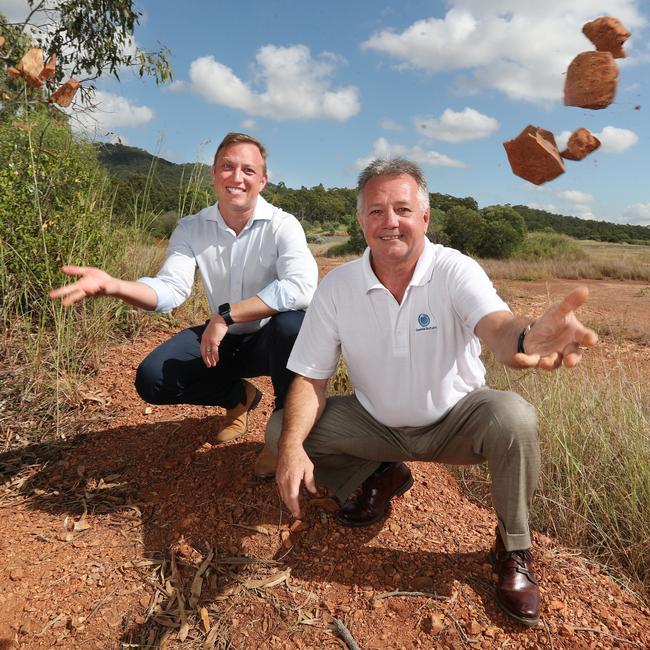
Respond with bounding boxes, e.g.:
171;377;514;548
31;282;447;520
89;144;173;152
259;173;268;192
422;208;430;232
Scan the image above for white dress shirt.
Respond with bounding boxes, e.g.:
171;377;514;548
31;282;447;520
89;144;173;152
138;195;318;334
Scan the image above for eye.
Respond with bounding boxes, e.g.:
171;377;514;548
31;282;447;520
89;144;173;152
222;162;233;170
369;209;382;216
244;167;255;175
397;207;412;214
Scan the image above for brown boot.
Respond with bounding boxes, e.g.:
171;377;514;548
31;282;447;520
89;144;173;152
490;528;540;627
253;445;277;479
335;462;413;528
216;380;262;442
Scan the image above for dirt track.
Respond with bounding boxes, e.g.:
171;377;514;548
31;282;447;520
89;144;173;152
1;271;649;649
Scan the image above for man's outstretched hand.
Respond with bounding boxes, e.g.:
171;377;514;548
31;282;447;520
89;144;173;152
517;286;598;370
49;265;117;306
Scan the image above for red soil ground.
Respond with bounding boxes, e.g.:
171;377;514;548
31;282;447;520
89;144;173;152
1;268;649;649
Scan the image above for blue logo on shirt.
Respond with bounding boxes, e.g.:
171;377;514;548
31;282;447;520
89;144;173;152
418;313;431;327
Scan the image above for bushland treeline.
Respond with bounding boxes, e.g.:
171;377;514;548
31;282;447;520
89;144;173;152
98;143;650;248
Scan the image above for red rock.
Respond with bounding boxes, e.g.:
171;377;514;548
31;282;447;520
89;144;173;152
583;16;630;59
561;127;601;161
50;78;80;108
503;125;565;185
564;51;618;109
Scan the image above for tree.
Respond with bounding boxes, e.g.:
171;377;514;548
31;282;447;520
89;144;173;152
477;205;526;258
443;206;485;254
1;1;171;117
476;220;521;258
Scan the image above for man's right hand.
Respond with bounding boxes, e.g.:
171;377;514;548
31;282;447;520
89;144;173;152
49;265;117;306
276;445;317;518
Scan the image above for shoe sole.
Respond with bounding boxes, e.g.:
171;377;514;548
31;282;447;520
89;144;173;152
335;472;414;528
489;551;540;628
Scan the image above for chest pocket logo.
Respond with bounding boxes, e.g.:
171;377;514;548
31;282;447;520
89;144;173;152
416;312;437;332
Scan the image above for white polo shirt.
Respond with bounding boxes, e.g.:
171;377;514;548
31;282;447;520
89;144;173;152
288;240;510;427
138;196;318;334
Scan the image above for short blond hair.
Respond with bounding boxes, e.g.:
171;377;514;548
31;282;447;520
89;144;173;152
213;132;268;174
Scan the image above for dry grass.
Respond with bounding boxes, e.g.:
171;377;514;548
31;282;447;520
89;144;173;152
482;239;650;281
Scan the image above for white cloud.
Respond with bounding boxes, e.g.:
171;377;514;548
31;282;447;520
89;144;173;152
558;190;593;203
70;90;153;137
186;45;360;121
241;119;258;131
415;107;498;142
355;137;467;170
572;204;597;220
361;2;646;104
555;130;572;151
620;202;650;225
381;119;404;131
594;126;639;153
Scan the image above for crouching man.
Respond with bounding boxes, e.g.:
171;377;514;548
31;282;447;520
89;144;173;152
267;157;597;627
51;133;317;474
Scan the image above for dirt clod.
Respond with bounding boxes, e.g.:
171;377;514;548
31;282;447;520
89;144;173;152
561;127;601;161
564;51;618;109
583;16;630;59
503;125;565;185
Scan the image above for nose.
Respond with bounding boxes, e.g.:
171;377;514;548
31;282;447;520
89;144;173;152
231;166;243;182
383;208;399;228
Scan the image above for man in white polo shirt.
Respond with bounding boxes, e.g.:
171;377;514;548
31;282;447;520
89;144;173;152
267;157;597;627
51;133;318;469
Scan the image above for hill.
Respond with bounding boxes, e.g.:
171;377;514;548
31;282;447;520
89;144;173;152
93;143;650;245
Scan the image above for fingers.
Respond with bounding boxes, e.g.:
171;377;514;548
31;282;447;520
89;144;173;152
538;351;562;371
278;473;303;519
556;285;589;317
202;344;220;368
304;465;317;495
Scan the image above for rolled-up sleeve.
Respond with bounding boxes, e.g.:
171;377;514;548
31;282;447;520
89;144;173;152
137;221;197;313
257;216;318;312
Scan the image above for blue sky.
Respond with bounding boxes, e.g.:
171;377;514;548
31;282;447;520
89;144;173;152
5;1;650;225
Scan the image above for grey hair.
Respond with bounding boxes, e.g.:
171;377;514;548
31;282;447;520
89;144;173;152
356;158;429;213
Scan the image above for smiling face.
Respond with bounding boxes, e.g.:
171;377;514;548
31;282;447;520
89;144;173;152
357;173;430;272
211;143;268;220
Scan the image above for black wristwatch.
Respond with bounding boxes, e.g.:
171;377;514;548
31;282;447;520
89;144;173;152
218;302;234;326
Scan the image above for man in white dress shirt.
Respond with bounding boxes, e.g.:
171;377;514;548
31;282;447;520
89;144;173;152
51;133;318;469
269;157;597;627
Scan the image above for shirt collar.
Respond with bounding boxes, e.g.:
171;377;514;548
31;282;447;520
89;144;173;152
205;194;274;225
361;238;436;293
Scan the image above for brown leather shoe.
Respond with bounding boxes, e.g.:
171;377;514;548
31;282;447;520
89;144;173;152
216;380;262;442
490;530;540;627
253;445;277;479
335;462;413;528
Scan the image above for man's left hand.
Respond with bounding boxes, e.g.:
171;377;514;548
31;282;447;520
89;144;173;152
200;314;228;367
517;286;598;370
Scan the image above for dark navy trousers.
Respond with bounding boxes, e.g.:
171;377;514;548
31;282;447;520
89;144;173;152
135;311;305;411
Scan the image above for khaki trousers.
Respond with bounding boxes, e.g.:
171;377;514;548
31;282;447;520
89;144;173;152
266;388;539;551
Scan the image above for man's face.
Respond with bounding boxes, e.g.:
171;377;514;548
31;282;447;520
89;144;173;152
211;143;268;216
357;174;429;269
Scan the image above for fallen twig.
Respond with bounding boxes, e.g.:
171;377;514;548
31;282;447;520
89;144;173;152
541;616;554;650
445;611;480;645
331;618;361;650
373;590;449;602
573;626;642;648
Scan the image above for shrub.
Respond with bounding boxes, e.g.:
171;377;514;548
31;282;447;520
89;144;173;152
0;113;115;322
515;231;587;261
